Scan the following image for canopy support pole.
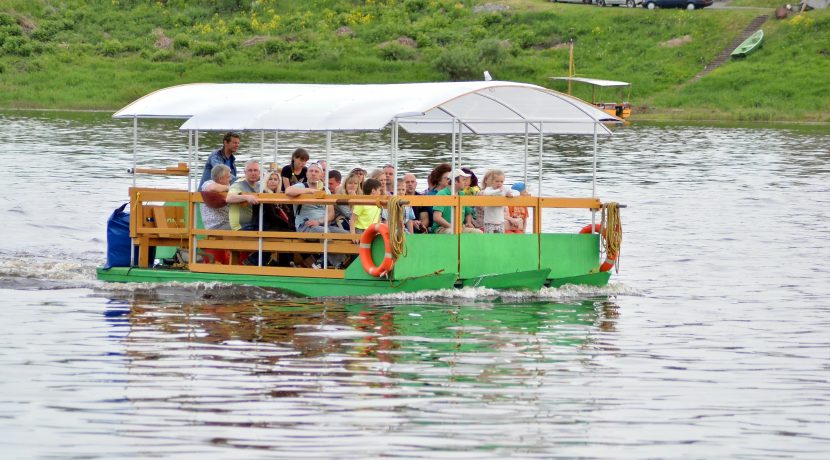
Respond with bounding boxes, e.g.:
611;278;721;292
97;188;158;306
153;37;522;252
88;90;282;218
131;117;137;189
592;121;599;256
187;130;193;192
450;118;457;232
323;130;332;268
523;123;529;185
278;130;284;181
537;121;543;205
392;119;399;195
256;130;265;266
130;116;137;268
191;130;200;266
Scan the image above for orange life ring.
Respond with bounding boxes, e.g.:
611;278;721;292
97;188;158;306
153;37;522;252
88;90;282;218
579;224;617;272
579;223;603;235
359;223;395;277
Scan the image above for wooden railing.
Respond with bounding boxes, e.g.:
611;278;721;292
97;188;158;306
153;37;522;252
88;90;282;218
128;187;603;274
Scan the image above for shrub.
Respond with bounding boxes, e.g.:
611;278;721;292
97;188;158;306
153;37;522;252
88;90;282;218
229;16;253;34
477;38;508;64
404;0;429;14
0;24;22;37
173;34;191;49
378;42;417;61
263;38;287;55
2;36;33;56
192;40;220;56
434;46;479;80
0;12;15;27
285;42;315;62
149;49;174;61
100;39;125;56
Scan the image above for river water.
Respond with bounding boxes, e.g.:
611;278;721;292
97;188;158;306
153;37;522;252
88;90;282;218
1;111;828;458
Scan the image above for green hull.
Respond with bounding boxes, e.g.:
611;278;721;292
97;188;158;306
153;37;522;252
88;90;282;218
461;268;551;290
548;271;612;288
96;266;458;297
97;233;613;297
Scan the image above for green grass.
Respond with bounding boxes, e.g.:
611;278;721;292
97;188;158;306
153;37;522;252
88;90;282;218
0;0;828;122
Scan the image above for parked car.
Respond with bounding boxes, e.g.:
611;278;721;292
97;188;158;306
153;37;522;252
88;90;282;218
642;0;713;8
597;0;639;6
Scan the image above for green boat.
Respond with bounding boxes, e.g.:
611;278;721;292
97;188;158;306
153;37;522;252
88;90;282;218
731;29;764;58
96;81;624;297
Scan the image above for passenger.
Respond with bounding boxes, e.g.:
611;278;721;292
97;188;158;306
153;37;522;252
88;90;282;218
350;167;367;188
229;160;262;231
285;162;348;268
430;169;483;234
425;163;452;195
200;163;257;265
505;182;530;234
333;170;363;231
479;169;518;233
281;147;309;191
461;167;481;195
350;179;384;235
383;164;396;195
403;173;430;233
396;178;416;233
368;169;391;196
243;170;294;266
328;169;342;194
199;164;234;231
368;169;391;221
199;131;239;188
461;166;483;228
249;169;293;231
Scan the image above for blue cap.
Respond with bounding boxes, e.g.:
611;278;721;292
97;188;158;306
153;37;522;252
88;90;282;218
511;182;526;192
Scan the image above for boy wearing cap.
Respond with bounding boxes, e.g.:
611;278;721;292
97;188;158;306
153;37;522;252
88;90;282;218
506;182;529;234
430;169;483;234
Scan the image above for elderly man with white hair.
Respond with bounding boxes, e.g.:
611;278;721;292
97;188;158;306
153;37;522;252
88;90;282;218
286;162;349;268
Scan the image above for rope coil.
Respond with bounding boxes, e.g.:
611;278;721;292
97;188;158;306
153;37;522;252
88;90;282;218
386;196;408;259
602;202;622;272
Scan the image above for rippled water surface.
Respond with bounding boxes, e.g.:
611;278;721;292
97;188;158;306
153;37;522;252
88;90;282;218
1;111;829;458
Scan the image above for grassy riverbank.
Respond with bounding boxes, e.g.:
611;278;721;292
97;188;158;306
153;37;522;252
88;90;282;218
1;0;828;122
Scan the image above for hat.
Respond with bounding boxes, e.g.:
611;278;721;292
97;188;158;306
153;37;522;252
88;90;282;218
308;162;324;172
511;182;526;192
350;167;367;174
453;169;471;179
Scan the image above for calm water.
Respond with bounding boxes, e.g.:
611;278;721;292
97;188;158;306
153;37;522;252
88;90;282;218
1;111;829;458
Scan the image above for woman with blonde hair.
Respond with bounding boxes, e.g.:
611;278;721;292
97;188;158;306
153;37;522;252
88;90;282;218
333;170;363;231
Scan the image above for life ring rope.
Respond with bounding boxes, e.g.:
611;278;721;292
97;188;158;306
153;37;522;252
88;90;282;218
359;223;396;278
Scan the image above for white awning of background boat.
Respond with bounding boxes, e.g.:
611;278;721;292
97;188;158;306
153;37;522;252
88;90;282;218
549;77;630;88
113;81;618;135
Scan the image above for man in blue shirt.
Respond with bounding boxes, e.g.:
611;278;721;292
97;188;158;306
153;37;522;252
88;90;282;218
199;131;240;188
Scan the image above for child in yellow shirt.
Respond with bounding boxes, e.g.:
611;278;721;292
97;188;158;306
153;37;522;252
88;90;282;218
350;178;383;234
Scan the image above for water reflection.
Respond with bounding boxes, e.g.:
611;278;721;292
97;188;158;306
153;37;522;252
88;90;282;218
121;298;617;369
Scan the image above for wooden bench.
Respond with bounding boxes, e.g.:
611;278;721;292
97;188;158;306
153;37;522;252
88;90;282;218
134;204;188;267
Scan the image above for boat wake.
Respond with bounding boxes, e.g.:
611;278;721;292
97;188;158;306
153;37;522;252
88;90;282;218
353;282;642;302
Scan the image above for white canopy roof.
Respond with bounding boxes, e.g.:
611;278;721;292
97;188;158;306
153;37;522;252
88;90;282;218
114;81;618;135
549;77;630;88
